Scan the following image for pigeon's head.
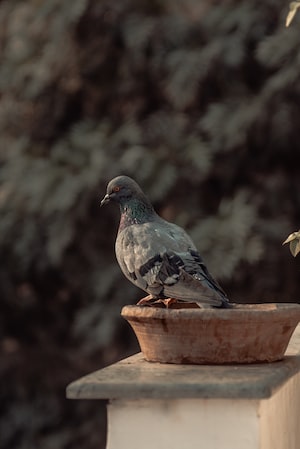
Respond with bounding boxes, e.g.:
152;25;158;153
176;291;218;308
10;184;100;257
100;175;148;208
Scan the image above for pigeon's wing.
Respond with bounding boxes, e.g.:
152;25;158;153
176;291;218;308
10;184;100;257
116;220;227;306
137;250;225;306
157;251;227;306
179;248;228;299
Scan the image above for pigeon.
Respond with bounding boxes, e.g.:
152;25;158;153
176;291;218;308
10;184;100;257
101;175;230;308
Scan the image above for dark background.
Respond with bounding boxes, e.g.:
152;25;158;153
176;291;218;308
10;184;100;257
1;1;300;448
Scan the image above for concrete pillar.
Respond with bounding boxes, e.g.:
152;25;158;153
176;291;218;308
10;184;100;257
67;324;300;449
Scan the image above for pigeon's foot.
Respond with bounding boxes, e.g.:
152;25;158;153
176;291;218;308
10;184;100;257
163;297;177;308
137;296;205;309
136;295;158;306
136;296;178;308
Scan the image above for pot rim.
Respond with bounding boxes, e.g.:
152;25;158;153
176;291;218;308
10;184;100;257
121;302;300;322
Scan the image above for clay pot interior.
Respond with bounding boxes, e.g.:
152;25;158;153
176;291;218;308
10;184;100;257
121;302;300;365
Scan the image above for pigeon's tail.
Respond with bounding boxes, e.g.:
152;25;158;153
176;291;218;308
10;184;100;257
195;297;231;309
214;299;233;309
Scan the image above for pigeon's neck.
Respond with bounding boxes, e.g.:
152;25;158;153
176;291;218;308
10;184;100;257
119;198;156;232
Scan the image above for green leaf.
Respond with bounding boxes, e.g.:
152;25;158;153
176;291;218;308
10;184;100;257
286;2;300;27
282;231;300;245
289;238;300;257
283;231;300;257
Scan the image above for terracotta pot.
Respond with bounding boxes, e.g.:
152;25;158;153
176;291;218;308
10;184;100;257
121;302;300;364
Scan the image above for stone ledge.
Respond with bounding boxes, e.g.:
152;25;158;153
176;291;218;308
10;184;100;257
67;323;300;401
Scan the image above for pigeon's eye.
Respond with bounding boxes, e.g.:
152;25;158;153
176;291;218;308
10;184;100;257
113;186;121;193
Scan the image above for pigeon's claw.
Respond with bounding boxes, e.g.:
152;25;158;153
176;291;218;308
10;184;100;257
136;296;180;309
136;295;157;306
164;297;177;308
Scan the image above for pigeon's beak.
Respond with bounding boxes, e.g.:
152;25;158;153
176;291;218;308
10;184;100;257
100;193;110;207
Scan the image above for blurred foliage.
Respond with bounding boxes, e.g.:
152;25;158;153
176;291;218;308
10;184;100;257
1;0;300;448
